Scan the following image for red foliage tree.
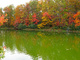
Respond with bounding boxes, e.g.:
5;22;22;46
56;21;59;26
13;16;21;27
31;13;39;25
25;15;29;26
43;12;51;19
68;17;74;25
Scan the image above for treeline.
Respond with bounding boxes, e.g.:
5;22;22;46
0;0;80;30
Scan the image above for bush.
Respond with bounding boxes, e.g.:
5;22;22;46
28;24;37;29
52;26;59;29
75;26;80;30
14;23;26;30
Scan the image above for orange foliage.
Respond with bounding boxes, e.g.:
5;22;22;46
73;12;80;18
0;14;8;26
73;12;80;27
13;17;21;26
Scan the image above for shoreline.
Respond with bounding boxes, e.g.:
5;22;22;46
0;28;80;33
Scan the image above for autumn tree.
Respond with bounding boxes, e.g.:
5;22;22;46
0;14;8;26
29;0;42;21
14;4;27;29
24;3;30;26
3;5;15;27
14;4;25;23
0;8;3;16
68;0;80;13
73;11;80;27
38;12;52;28
31;13;39;25
0;0;79;30
29;1;39;14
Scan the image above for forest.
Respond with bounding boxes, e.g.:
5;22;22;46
0;0;80;30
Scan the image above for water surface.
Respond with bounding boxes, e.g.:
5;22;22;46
0;30;80;60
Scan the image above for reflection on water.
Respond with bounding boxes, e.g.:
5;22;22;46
0;46;4;59
2;50;33;60
0;45;6;60
0;30;80;60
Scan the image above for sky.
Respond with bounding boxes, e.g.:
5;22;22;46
0;0;30;8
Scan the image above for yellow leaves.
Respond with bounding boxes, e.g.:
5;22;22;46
38;18;52;28
42;16;45;19
37;23;44;29
74;18;80;23
10;17;15;25
49;20;52;23
42;19;47;21
38;12;52;29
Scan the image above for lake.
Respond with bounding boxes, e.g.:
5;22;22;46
0;30;80;60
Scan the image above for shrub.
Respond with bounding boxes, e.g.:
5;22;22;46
14;23;26;30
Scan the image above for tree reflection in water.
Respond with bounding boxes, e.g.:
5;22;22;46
0;30;80;60
0;45;6;60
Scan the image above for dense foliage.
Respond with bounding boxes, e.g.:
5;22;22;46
0;0;80;30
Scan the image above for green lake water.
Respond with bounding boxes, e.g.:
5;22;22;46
0;30;80;60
